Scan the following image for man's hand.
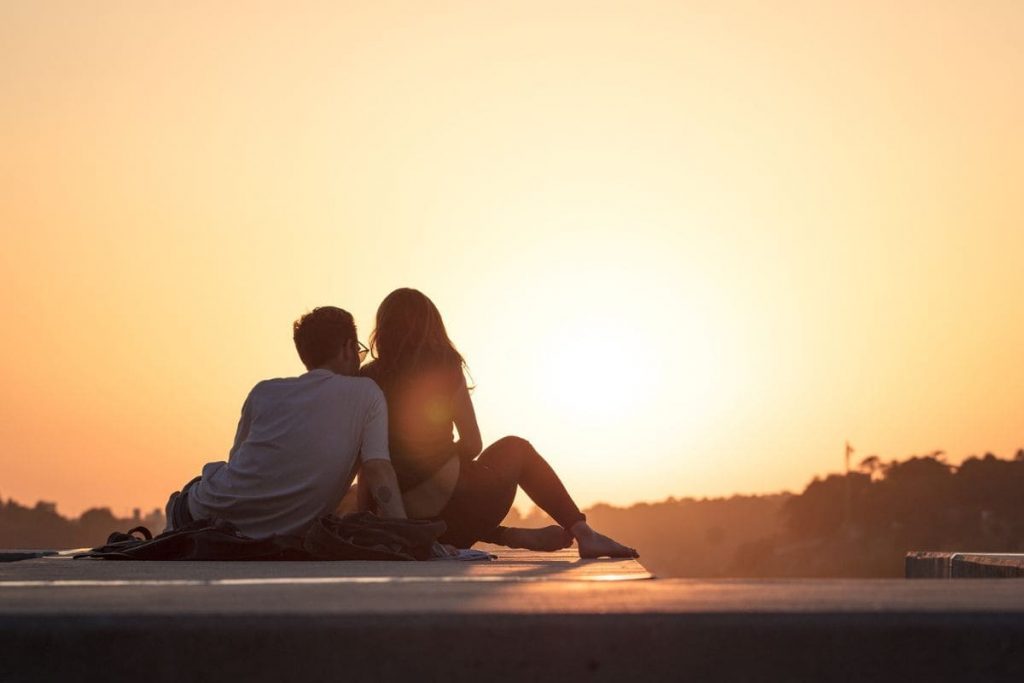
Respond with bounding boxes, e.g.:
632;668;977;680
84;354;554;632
359;459;408;519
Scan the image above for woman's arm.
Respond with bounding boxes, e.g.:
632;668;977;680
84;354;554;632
452;373;482;463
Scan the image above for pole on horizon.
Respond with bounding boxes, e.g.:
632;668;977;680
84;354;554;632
844;441;854;533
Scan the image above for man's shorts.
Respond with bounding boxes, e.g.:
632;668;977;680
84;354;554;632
163;476;201;531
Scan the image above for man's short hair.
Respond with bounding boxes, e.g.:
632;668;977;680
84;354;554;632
293;306;357;370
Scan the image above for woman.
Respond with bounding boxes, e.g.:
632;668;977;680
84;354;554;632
359;288;638;558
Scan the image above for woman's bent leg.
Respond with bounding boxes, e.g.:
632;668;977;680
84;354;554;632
439;436;638;557
436;460;518;548
476;436;639;558
474;436;586;531
436;438;579;549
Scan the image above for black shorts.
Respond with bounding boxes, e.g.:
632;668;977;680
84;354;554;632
436;459;516;548
167;476;201;530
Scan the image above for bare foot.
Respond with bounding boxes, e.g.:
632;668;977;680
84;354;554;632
571;523;639;559
501;526;574;551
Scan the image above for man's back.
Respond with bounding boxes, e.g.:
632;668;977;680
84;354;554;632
187;369;389;538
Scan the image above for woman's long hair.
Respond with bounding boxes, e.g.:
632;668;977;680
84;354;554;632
370;288;467;378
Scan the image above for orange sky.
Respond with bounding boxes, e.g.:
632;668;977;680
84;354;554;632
2;1;1022;517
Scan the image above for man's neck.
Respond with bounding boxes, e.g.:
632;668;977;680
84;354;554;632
312;362;352;376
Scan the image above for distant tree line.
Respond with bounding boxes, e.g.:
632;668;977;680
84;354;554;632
730;449;1024;577
507;449;1024;578
0;499;164;550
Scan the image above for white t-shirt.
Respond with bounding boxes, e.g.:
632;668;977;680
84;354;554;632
188;369;390;538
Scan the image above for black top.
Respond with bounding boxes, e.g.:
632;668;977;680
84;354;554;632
359;359;463;490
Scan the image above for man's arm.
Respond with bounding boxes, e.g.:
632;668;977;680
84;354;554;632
356;476;372;511
228;394;253;461
359;459;407;519
357;383;406;518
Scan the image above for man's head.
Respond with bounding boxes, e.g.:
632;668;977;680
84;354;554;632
293;306;363;375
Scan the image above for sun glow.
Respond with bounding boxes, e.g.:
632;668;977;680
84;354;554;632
538;318;656;422
3;2;1023;516
531;298;739;432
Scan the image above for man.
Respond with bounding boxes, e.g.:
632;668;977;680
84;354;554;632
164;306;406;538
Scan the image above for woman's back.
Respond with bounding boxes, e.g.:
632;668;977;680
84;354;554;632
360;359;462;489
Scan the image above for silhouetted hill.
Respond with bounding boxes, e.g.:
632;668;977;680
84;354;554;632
504;494;789;578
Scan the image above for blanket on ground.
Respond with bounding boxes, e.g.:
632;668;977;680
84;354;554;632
74;512;448;561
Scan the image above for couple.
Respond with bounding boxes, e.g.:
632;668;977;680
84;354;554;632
165;288;637;559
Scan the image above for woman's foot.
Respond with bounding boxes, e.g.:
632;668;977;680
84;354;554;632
570;522;639;559
501;525;574;551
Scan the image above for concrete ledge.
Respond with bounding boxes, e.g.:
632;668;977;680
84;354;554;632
6;552;1024;681
0;550;56;563
4;611;1024;682
906;551;954;578
907;552;1024;578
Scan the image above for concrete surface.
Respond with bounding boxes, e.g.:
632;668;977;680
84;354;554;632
907;551;1024;578
0;549;55;562
3;549;1024;682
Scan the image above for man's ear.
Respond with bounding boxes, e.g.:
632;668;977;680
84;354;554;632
326;342;352;373
340;339;360;372
346;339;359;362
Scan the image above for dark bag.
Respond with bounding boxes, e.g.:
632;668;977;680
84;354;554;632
76;512;446;561
74;518;308;561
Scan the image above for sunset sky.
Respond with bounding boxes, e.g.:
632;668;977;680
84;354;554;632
2;1;1022;517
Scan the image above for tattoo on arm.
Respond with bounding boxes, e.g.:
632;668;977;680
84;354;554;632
363;461;406;518
374;485;393;504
